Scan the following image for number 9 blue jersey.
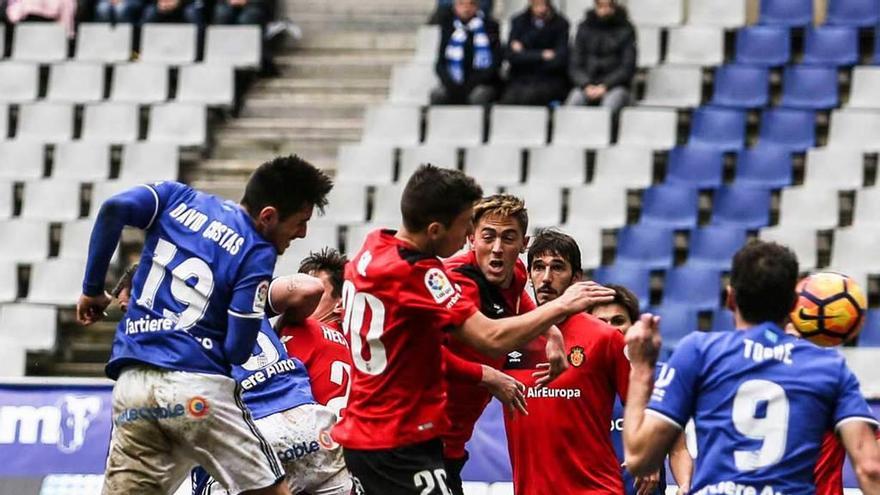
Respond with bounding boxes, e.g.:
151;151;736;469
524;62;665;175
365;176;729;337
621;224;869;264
105;182;277;379
647;322;878;495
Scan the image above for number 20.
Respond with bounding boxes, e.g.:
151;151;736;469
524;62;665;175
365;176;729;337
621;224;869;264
731;379;790;471
341;280;387;375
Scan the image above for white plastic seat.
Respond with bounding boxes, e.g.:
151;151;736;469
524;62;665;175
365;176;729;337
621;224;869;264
344;223;378;255
463;146;523;188
426;106;484;146
505;185;563;226
370;184;405;225
176;64;234;107
389;63;437;106
75;23;133;63
204;25;261;69
140;24;197;65
0;105;6;141
0;304;57;349
628;0;684;26
81;103;139;143
59;219;97;261
853;188;880;227
618;108;678;149
90;180;141;217
571;227;602;269
322;184;368;223
0;62;39;103
119;143;179;182
335;145;395;185
414;25;440;64
21;181;81;221
636;26;661;69
399;146;459;181
527;146;586;186
274;224;339;276
687;0;746;27
552;107;611;148
488;106;547;146
111;63;169;104
0;263;17;303
593;146;655;189
147;103;207;147
640;65;703;108
12;23;67;62
565;186;627;228
362;105;421;146
849;67;880;110
0;220;50;262
0;142;44;180
803;147;864;190
52;142;111;181
665;27;724;66
564;0;591;24
46;62;105;103
830;227;880;273
777;186;840;229
759;225;818;270
0;181;12;219
841;349;880;397
27;259;83;306
15;103;74;142
827;109;880;151
0;25;4;58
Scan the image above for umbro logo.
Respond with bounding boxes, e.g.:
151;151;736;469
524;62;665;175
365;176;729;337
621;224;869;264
507;351;522;363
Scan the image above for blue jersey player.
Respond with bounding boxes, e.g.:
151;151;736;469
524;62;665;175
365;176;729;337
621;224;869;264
623;241;880;494
77;155;333;495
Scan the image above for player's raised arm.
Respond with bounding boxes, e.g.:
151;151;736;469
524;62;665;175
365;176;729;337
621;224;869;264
267;274;324;325
839;421;880;493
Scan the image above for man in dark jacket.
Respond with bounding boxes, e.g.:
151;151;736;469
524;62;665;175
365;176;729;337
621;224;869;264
431;0;502;105
499;0;570;106
566;0;636;114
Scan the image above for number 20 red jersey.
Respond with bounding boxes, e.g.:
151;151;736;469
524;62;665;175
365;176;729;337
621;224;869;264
331;230;478;450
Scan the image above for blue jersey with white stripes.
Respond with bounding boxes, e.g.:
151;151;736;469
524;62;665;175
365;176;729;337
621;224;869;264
647;323;877;495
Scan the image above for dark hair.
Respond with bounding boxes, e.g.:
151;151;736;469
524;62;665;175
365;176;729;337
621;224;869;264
591;283;639;324
730;240;799;325
112;263;139;298
400;164;483;232
527;229;583;275
241;155;333;220
298;247;348;299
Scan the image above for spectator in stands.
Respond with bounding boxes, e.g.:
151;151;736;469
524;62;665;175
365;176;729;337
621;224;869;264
213;0;271;25
429;0;492;24
566;0;636;114
431;0;502;105
5;0;77;37
140;0;200;24
93;0;143;23
499;0;570;106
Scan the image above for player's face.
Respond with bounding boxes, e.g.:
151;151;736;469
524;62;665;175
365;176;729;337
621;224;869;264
590;303;632;333
264;204;313;255
430;207;475;258
530;252;579;306
309;269;342;321
471;214;526;288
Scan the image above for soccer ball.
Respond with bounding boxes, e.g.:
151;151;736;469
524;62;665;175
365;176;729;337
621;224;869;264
789;272;867;347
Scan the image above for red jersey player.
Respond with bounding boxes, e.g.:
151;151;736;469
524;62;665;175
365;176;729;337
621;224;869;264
333;165;607;495
504;230;631;495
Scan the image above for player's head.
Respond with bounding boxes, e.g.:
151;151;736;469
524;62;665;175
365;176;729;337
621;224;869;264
241;155;333;255
587;284;639;333
400;164;483;258
454;0;480;20
111;263;139;313
471;194;529;288
298;247;348;323
528;229;583;306
728;240;799;327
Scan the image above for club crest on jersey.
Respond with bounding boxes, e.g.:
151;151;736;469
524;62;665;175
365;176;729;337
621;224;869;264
253;280;269;313
425;268;455;303
568;346;585;367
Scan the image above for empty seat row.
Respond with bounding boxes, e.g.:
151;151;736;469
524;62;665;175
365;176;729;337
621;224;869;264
759;0;879;27
0;142;178;182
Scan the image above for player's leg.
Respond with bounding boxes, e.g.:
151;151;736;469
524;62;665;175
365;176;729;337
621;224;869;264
344;439;451;495
442;453;468;495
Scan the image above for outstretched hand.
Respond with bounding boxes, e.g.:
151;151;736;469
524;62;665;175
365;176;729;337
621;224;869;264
482;366;528;415
76;292;112;326
555;281;616;315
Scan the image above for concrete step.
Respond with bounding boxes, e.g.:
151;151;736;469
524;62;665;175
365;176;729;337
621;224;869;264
275;52;411;78
286;14;430;32
40;362;107;377
288;31;417;51
212;138;347;161
251;77;390;95
240;97;376;119
284;0;433;15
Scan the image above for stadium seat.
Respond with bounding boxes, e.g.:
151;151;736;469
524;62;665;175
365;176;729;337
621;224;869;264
0;24;4;56
639;65;703;108
0;182;12;219
398;146;459;180
75;23;133;63
592;146;655;189
710;65;770;109
551;107;611;148
52;142;110;181
639;184;700;228
489;106;547;147
344;223;377;255
21;181;81;221
46;62;105;103
853;188;880;226
389;64;436;106
562;0;590;24
111;63;169;104
627;0;683;26
663;266;723;310
0;105;6;141
322;184;368;224
526;147;586;186
734;146;793;189
825;0;880;27
780;66;839;110
147;104;207;147
711;308;736;332
176;64;234;107
803;147;864;189
426;106;484;146
27;259;83;306
652;305;700;349
665;146;725;189
802;26;859;67
59;220;97;262
757;108;815;151
204;25;261;69
414;25;440;64
12;23;67;62
0;304;57;349
687;226;747;270
777;186;840;229
566;186;628;228
592;264;651;309
615;225;675;269
831;227;880;274
464;146;522;188
0;142;44;180
686;0;746;27
635;26;661;69
0;62;39;103
827;109;880;151
875;27;880;65
758;0;812;26
140;24;197;65
16;103;74;142
89;180;140;216
0;220;50;262
0;262;16;303
362;105;421;146
119;143;179;182
505;185;562;227
859;310;880;346
848;67;880;109
370;184;405;225
81;103;139;143
759;225;818;270
274;223;340;275
734;26;790;67
335;145;395;185
688;107;746;151
711;186;771;229
618;108;677;149
665;27;724;66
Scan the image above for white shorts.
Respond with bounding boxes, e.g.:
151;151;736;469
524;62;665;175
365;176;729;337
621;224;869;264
198;404;351;495
102;365;284;495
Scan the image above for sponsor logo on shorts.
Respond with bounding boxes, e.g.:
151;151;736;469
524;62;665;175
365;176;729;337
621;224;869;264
115;404;186;425
317;428;338;450
568;346;585;367
693;481;786;495
278;440;321;462
186;397;210;418
525;387;581;399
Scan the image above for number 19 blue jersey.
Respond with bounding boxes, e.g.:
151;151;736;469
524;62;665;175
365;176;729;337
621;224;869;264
647;323;878;495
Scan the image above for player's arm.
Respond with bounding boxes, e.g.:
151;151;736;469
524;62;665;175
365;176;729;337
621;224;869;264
225;247;275;365
839;421;880;492
668;432;693;495
443;345;528;413
267;274;324;325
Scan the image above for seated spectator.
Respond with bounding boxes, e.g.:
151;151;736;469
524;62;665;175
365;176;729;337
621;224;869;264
499;0;570;106
431;0;501;105
93;0;143;23
566;0;635;114
5;0;77;37
429;0;492;24
141;0;200;23
213;0;270;25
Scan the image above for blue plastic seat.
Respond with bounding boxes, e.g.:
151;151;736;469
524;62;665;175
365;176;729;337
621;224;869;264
759;0;813;26
859;309;880;346
735;146;793;189
687;226;748;270
689;107;747;151
650;305;700;350
735;26;790;67
712;186;772;229
780;66;839;110
711;308;736;332
615;225;675;270
802;26;859;67
663;265;723;310
825;0;880;27
592;264;652;310
640;184;700;228
666;146;725;189
757;108;816;152
876;30;880;65
710;65;770;108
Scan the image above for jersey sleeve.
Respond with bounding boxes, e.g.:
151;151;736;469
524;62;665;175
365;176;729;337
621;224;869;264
645;332;703;430
606;327;630;404
443;345;484;384
399;262;478;330
229;245;276;320
832;360;879;430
